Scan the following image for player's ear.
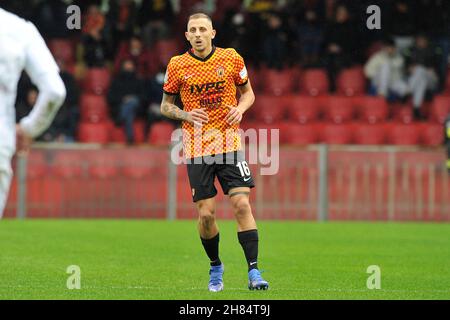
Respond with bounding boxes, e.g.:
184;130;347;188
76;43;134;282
185;31;189;41
211;29;216;39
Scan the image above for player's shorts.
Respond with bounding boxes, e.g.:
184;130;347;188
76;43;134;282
186;151;255;202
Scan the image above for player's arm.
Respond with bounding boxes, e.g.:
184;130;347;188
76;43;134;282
160;93;209;126
18;22;66;149
225;80;255;125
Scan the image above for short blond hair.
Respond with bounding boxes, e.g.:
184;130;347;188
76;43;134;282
188;13;213;24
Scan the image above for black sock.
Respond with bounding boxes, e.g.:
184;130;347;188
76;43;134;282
201;233;221;266
238;229;259;271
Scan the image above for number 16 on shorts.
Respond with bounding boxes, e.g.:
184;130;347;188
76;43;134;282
237;161;251;181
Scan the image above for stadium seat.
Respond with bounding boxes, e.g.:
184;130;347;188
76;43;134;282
148;122;176;145
353;123;386;145
429;95;450;124
78;122;110;144
391;103;414;124
421;123;445;146
321;123;353;144
155;39;181;66
336;67;366;96
253;95;287;124
283;122;319;145
110;121;146;144
387;123;420;145
285;95;321;124
80;94;109;123
262;68;296;96
300;69;329;96
48;39;75;64
323;96;355;123
82;68;111;95
355;96;388;123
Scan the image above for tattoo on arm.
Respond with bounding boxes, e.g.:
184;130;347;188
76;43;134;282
160;94;190;121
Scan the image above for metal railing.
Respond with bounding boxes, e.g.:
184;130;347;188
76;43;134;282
4;143;449;221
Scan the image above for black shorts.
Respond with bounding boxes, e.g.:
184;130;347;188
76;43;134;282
186;151;255;202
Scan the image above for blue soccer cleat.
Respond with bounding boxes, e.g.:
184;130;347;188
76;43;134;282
208;264;224;292
248;269;269;291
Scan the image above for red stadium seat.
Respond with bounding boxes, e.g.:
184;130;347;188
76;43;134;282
353;123;386;145
110;121;146;144
323;96;355;123
285;95;321;124
82;68;111;95
391;103;414;124
253;95;287;124
300;69;329;96
48;39;75;64
78;122;110;144
429;95;450;124
148;122;176;145
283;122;319;145
321;123;353;144
387;123;420;145
155;39;181;66
336;67;366;96
421;123;445;146
80;94;109;123
355;96;388;123
262;68;296;96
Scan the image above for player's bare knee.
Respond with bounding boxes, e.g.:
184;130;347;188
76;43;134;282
232;197;251;218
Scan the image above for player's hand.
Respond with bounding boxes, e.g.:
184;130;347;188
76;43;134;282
188;108;209;126
16;124;33;155
225;107;243;125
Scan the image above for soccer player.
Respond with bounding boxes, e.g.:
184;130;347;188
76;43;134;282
160;13;268;292
0;7;66;218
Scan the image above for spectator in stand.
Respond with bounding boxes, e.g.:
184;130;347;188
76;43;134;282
51;60;80;142
417;0;450;91
296;9;324;68
143;66;178;138
138;0;175;47
388;0;417;54
107;0;138;54
32;0;70;39
403;34;440;118
114;34;155;79
364;38;438;120
219;11;251;62
107;59;145;145
80;5;111;68
262;12;288;70
323;4;358;92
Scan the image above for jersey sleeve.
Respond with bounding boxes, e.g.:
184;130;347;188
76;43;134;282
163;58;181;95
232;50;249;86
24;21;60;82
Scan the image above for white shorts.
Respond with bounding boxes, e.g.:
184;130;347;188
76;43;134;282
0;154;13;218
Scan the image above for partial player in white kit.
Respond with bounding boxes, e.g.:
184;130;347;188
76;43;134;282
0;7;66;217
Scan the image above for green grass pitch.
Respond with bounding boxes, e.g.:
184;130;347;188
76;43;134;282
0;220;449;300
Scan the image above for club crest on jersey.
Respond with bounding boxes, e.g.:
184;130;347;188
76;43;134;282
217;66;225;78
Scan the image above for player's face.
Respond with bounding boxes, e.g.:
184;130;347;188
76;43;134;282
185;18;216;53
